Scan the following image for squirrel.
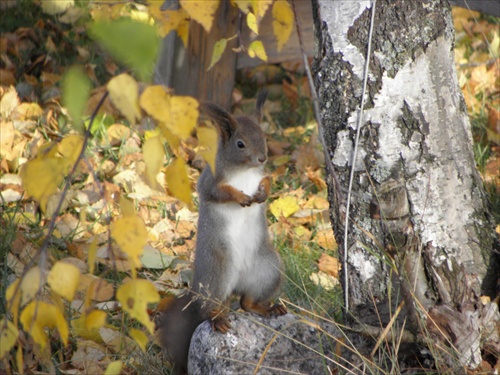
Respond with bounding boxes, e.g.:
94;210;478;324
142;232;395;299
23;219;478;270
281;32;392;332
156;90;287;374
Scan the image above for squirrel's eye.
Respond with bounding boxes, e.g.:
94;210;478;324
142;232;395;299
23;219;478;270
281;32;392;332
236;140;245;149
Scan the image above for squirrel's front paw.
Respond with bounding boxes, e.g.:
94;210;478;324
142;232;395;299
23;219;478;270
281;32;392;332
237;193;253;207
253;185;267;203
252;184;268;204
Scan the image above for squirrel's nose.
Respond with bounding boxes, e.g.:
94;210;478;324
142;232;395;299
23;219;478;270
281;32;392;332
258;155;267;164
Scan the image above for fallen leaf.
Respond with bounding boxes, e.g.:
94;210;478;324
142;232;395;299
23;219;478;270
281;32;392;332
269;195;299;219
140;245;174;269
104;360;123;375
40;0;74;15
0;86;20;118
318;253;339;278
309;271;339;290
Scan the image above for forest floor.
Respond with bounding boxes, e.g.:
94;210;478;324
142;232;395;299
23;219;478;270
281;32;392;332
0;3;498;375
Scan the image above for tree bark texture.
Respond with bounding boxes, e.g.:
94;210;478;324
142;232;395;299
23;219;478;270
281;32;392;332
312;0;499;369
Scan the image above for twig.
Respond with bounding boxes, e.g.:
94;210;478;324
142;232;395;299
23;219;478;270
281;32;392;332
342;0;377;312
37;91;109;273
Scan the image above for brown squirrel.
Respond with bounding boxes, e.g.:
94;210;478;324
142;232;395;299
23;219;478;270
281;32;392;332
156;90;287;373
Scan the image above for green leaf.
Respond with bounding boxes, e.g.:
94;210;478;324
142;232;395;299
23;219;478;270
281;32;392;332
62;66;91;133
89;18;159;82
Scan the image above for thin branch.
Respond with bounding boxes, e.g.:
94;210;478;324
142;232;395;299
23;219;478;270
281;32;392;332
343;0;377;312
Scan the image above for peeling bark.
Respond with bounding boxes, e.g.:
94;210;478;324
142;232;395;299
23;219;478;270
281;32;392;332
313;0;499;369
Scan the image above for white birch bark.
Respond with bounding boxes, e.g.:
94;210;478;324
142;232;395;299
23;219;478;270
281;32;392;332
313;0;499;369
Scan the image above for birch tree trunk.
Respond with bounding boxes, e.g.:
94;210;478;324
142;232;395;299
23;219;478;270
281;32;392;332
312;0;499;370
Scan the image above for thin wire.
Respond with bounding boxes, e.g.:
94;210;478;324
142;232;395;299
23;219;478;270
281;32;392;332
343;0;377;312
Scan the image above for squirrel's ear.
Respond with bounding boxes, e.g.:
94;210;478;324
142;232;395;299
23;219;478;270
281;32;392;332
201;103;237;143
255;89;268;122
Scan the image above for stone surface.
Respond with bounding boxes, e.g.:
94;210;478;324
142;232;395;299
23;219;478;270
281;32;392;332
188;312;339;375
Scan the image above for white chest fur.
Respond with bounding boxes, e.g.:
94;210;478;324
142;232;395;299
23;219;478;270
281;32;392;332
217;168;265;277
225;167;263;197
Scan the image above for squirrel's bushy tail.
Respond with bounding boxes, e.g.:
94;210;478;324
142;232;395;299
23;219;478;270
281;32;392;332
156;294;203;374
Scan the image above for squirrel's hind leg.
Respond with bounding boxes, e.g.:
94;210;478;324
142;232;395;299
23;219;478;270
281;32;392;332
240;295;287;317
208;299;231;333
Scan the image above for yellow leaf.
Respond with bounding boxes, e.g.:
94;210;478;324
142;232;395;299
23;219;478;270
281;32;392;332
168;96;199;140
160;126;181;156
247;12;258;34
58;134;84;167
269;196;299;219
40;0;74;15
176;18;190;47
119;195;136;216
107;74;141;125
13;102;44;120
140;87;198;141
272;0;294;52
20;301;68;349
72;309;106;341
129;328;148;352
180;0;220;32
16;346;23;373
248;40;267;61
47;261;81;301
6;279;21;324
0;318;19;360
87;236;99;275
20;266;41;306
111;215;148;272
165;158;193;207
143;134;165;187
231;0;251;14
86;310;107;330
20;157;66;212
208;38;228;71
104;360;123;375
197;125;218;173
140;85;172;122
253;0;272;18
149;5;190;40
116;279;159;333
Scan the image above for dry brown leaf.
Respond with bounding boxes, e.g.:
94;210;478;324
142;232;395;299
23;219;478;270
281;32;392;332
267;140;291;156
0;69;15;86
318;253;340;278
293;143;321;173
315;228;338;252
305;166;327;190
0;86;20;118
105;124;132;147
0;121;15;159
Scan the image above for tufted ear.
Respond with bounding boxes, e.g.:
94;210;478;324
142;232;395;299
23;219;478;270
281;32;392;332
201;103;237;144
255;89;268;123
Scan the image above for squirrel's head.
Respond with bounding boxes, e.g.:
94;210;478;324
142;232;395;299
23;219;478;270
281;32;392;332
202;90;268;171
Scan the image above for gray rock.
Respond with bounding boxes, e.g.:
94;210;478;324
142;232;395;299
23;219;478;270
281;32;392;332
188;313;340;375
